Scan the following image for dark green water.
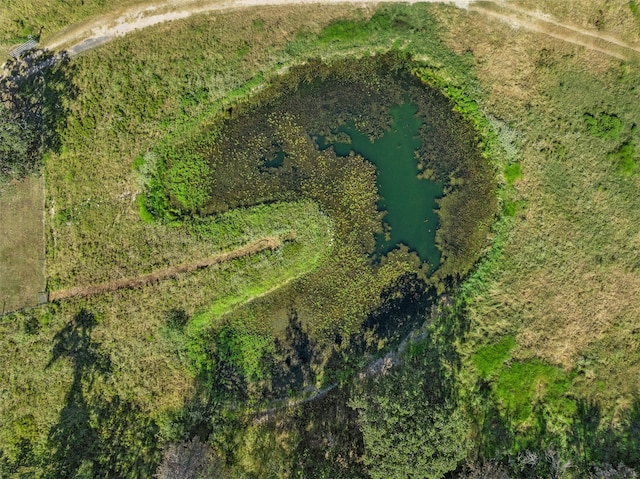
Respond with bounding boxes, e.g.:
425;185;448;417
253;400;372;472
263;150;285;168
317;103;443;269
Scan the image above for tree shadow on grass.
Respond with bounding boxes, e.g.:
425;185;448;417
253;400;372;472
269;309;316;398
321;273;435;385
570;399;602;470
46;309;160;478
473;382;640;476
590;395;640;469
46;309;108;477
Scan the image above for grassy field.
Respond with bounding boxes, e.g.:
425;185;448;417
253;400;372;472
0;174;45;314
1;5;397;476
2;0;640;477
43;4;364;289
430;4;640;467
439;4;640;383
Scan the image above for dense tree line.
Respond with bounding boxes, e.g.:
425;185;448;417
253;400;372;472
0;50;72;183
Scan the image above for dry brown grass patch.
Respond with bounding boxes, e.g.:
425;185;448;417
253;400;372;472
514;265;640;368
435;4;640;398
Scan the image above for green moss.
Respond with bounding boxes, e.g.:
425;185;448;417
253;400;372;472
504;163;522;185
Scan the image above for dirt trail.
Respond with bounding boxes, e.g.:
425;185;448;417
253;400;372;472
40;0;640;61
252;383;338;425
44;0;473;55
470;1;640;61
49;232;294;301
499;2;640;52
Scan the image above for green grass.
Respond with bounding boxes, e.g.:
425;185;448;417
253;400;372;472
2;8;364;472
472;336;515;377
164;152;212;214
136;195;155;223
316;12;396;45
631;0;640;19
609;141;638;176
503;163;522;185
584;112;624;140
212;316;275;381
0;175;45;314
4;3;493;467
44;5;364;290
438;5;640;470
494;359;572;425
449;6;640;401
184;202;333;336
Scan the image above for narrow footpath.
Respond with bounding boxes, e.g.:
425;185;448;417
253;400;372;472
49;232;294;301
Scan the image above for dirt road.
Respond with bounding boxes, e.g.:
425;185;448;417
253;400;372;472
41;0;640;60
49;233;293;301
45;0;472;55
470;2;640;61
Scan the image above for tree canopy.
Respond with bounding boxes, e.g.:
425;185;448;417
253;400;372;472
350;341;470;479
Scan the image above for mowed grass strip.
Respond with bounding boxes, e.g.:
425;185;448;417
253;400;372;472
0;174;45;314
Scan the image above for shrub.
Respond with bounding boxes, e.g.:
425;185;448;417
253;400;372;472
584;112;623;141
608;142;637;176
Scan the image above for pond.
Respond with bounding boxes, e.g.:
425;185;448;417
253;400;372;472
157;54;496;283
316;102;443;270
